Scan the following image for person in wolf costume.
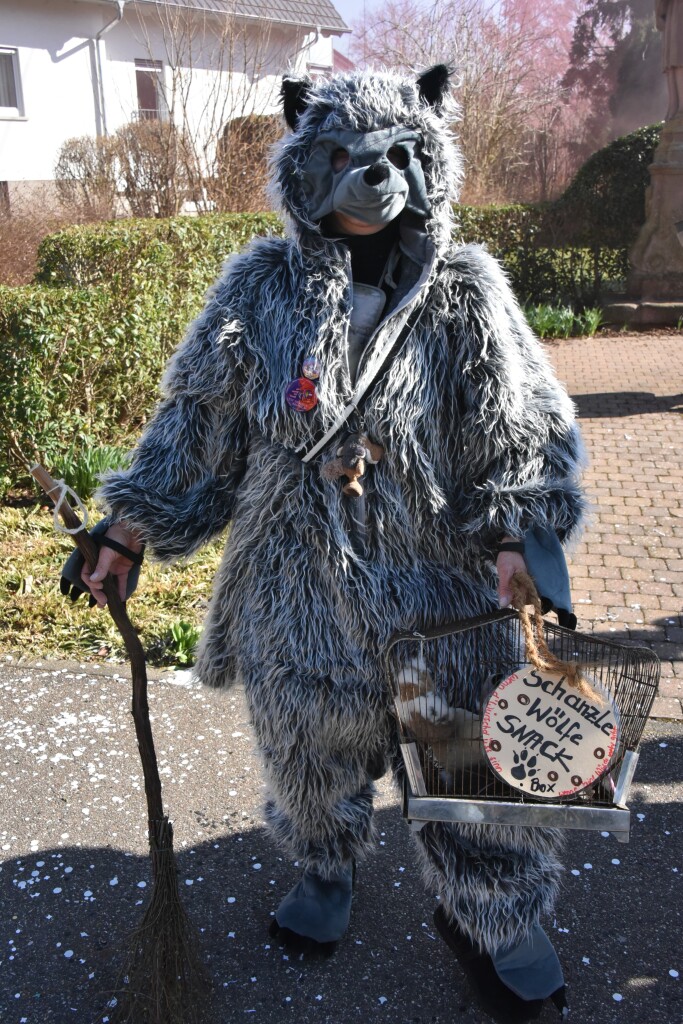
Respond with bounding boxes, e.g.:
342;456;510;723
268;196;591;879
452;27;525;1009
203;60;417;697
63;65;586;1022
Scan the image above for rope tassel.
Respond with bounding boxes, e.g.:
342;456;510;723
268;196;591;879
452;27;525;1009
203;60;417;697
509;569;601;702
30;464;207;1024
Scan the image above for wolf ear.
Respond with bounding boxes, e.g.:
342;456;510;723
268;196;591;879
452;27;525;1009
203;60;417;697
416;64;452;110
281;76;312;130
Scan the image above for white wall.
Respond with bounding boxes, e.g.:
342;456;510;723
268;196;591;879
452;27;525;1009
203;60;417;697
0;0;339;186
0;0;104;181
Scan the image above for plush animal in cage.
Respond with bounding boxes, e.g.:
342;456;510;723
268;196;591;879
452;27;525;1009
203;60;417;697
396;657;485;783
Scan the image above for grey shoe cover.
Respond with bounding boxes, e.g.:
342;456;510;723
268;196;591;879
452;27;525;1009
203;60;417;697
491;924;565;1001
274;865;354;944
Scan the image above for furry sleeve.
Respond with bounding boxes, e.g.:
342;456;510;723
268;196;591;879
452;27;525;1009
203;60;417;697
447;244;587;545
97;259;252;561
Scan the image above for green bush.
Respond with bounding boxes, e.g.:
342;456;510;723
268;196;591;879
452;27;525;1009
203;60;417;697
546;123;662;249
0;282;166;488
0;195;637;495
37;204;627;304
0;215;284;495
456;205;629;305
454;126;661;302
35;212;283;287
50;438;130;501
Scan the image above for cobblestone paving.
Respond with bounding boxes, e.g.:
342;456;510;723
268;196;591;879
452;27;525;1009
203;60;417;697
548;331;683;719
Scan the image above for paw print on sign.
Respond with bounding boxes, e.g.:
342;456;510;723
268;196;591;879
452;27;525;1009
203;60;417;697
511;749;538;782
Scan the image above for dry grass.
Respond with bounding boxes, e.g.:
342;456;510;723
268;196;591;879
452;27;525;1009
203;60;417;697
0;501;223;664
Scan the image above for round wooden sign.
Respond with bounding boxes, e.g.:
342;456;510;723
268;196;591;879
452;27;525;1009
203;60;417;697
482;665;620;800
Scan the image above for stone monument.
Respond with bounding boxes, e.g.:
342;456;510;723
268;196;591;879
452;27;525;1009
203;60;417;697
610;0;683;325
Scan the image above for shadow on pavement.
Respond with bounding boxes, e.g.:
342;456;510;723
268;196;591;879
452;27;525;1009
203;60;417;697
1;730;681;1024
571;392;683;418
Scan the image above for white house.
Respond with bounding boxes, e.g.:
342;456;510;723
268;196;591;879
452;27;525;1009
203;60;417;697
0;0;349;208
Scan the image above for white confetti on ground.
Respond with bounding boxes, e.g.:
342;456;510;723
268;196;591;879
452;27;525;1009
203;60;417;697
571;869;580;876
109;877;118;886
584;863;593;870
670;970;679;978
613;993;623;1002
252;863;262;870
659;742;668;748
64;949;74;959
227;896;236;903
601;831;610;838
612;859;621;866
582;956;590;964
378;996;388;1005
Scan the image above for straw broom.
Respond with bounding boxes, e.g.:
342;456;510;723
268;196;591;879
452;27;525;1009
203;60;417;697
31;464;207;1024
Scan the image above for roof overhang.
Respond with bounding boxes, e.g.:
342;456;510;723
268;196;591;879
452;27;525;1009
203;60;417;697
68;0;350;35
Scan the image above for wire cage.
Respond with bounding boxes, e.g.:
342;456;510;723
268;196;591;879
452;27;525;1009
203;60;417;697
386;609;659;843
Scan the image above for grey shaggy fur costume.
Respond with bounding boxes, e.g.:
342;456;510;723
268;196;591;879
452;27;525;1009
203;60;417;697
99;68;586;954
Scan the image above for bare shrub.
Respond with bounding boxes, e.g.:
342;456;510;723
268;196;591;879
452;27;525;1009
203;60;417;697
352;0;584;205
213;113;280;212
114;120;199;218
0;185;70;286
55;136;118;220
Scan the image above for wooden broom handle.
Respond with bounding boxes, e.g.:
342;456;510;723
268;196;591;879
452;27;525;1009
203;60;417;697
31;464;164;826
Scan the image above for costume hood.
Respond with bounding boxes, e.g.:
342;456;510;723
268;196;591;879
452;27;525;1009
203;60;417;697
271;65;463;260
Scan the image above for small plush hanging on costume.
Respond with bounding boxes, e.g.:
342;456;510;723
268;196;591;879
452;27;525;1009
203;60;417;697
321;434;384;496
285;354;321;412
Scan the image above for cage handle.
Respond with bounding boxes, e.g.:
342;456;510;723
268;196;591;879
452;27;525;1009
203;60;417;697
510;570;597;699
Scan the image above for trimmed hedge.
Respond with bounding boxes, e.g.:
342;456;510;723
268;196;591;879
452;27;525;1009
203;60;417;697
0;190;638;494
35;203;628;304
547;123;662;250
455;203;629;305
1;215;284;495
35;212;283;287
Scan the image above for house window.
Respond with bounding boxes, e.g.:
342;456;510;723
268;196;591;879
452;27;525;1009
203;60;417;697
0;47;23;118
135;59;163;120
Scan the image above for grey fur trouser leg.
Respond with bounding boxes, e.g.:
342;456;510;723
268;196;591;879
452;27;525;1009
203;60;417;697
245;664;391;880
413;819;564;955
245;663;563;951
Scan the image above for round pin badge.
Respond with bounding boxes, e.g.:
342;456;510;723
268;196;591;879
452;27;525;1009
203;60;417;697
302;355;321;380
481;665;620;801
285;377;318;412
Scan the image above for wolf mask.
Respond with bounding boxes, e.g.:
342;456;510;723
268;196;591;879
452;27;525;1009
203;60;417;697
277;64;458;231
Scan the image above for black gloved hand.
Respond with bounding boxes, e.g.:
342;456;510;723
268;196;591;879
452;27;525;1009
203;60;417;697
59;518;144;607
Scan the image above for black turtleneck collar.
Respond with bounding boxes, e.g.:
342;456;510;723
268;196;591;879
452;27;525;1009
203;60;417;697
320;216;401;287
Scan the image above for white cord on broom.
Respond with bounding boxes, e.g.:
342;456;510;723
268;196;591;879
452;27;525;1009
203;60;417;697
33;471;89;535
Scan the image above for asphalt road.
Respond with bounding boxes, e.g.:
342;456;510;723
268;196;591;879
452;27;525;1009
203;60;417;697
0;656;681;1024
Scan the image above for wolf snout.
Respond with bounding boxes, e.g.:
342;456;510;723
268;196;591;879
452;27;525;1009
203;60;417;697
363;162;391;186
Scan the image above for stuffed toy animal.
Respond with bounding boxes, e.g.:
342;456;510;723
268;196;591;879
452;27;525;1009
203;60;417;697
396;657;485;784
321;434;384;497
